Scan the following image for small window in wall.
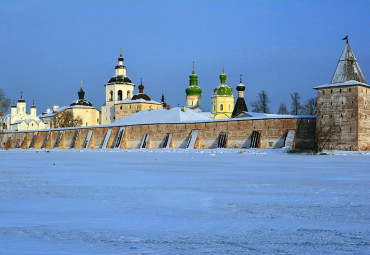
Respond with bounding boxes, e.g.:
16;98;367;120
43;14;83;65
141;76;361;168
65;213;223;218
120;106;122;110
330;89;333;93
220;104;224;111
322;90;325;95
118;90;122;100
127;91;131;99
109;91;113;101
348;88;351;92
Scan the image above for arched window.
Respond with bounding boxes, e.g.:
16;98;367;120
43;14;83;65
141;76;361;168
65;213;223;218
220;104;224;111
118;90;122;101
127;90;131;99
109;91;113;101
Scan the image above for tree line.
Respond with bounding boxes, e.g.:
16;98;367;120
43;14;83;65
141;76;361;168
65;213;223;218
251;90;317;115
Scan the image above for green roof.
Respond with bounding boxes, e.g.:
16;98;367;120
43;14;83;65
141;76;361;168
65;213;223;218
213;68;233;96
186;64;202;96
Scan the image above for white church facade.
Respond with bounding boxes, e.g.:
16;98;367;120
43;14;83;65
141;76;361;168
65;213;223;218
0;94;47;131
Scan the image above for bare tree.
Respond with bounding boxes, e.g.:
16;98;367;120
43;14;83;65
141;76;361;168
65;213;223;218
290;92;301;115
0;88;11;114
55;111;83;128
251;90;271;113
277;103;288;114
301;97;317;115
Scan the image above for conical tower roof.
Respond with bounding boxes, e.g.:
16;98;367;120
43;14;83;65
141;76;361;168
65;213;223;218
332;42;367;84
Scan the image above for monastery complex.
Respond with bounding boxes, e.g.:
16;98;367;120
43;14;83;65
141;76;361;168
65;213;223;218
0;40;369;151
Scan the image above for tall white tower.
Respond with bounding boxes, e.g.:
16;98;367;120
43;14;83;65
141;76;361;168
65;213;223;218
101;49;135;124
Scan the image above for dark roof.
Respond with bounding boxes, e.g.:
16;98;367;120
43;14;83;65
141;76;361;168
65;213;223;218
131;93;151;101
70;99;93;107
231;97;248;118
108;75;132;84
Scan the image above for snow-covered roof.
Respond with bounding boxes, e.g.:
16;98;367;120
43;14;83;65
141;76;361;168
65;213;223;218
115;98;162;105
111;107;211;126
236;112;315;119
313;80;369;90
39;105;98;118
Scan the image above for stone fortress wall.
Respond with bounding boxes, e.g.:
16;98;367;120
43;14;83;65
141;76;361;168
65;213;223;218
0;116;315;151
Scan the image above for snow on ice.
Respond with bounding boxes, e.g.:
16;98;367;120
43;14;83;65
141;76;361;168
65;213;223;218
0;149;369;254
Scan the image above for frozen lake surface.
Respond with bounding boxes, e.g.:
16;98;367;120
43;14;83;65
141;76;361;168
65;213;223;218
0;149;369;254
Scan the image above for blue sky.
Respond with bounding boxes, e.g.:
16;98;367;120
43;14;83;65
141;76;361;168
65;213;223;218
0;0;369;114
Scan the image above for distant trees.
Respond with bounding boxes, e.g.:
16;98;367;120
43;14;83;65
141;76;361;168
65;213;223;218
301;97;317;115
55;111;83;128
251;90;271;113
0;88;11;114
277;103;288;114
290;92;301;115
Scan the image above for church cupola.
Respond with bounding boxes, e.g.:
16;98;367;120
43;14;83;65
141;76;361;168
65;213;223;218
161;92;167;108
78;81;85;100
115;48;127;77
211;68;235;119
107;49;133;85
185;62;202;109
232;74;248;118
17;92;26;115
131;78;151;101
11;100;16;117
30;100;37;116
70;81;93;106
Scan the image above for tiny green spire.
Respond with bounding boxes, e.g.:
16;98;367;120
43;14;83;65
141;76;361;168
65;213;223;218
186;62;202;96
219;67;227;85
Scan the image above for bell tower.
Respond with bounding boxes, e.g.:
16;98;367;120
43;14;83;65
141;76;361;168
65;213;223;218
101;49;135;124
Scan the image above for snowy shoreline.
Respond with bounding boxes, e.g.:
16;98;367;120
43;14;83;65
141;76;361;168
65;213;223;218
2;147;370;156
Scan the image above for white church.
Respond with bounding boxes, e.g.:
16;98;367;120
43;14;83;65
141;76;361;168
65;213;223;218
0;93;47;131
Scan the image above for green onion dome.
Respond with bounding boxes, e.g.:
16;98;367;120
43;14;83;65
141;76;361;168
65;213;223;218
213;68;233;96
185;65;202;96
186;85;202;96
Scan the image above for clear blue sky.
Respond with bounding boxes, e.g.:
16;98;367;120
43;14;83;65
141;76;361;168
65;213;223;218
0;0;369;114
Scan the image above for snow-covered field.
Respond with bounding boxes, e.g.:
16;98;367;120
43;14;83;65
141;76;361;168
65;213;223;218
0;149;369;254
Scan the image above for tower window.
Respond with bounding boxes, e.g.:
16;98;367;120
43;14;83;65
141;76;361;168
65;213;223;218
127;91;131;99
118;90;122;101
109;91;113;101
220;104;224;111
228;104;231;111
